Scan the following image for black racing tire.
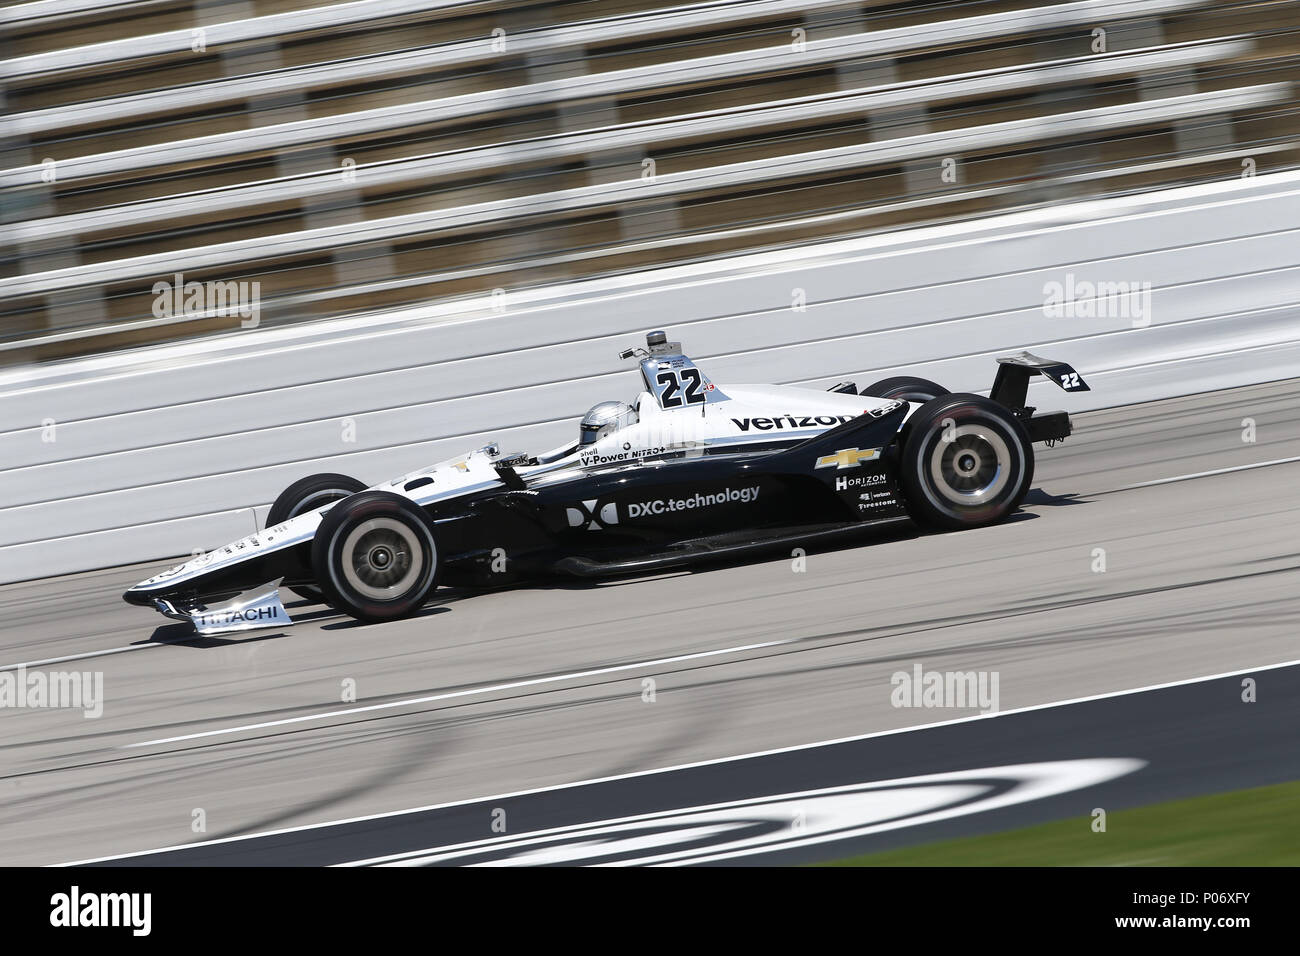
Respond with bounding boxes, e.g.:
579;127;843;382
861;375;950;403
311;491;439;624
267;472;368;604
899;393;1034;530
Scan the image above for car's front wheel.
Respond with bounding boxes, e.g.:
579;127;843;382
312;491;440;624
899;393;1034;530
267;472;368;603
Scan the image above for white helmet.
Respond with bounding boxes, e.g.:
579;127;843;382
580;401;636;445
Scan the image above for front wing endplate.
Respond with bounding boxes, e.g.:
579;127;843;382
156;580;294;636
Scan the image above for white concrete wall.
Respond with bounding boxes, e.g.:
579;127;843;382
3;170;1299;583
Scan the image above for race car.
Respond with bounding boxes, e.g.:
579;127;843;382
123;331;1089;633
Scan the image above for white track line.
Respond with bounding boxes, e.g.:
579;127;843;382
1123;454;1300;489
122;638;794;748
0;641;170;671
64;656;1300;866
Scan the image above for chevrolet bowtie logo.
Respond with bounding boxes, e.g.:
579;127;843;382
816;447;881;470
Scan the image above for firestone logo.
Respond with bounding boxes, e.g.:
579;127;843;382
628;486;760;517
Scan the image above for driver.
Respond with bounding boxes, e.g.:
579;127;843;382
579;401;637;446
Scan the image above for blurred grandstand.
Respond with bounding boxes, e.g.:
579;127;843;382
1;0;1298;365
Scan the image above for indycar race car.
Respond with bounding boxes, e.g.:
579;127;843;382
124;331;1089;634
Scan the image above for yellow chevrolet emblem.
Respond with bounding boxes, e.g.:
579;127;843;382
816;447;881;470
452;460;469;472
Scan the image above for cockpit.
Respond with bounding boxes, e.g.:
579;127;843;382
578;400;639;446
526;395;644;466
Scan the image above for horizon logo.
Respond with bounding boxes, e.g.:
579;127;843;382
836;473;885;491
566;499;619;531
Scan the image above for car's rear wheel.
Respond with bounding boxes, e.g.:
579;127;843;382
267;472;368;603
899;393;1033;530
861;375;950;403
312;491;439;624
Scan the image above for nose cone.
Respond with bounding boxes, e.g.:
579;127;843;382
122;558;192;606
123;580;159;606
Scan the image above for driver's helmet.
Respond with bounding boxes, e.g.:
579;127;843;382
579;400;637;446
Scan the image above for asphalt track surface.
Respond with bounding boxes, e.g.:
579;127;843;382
80;662;1300;865
2;378;1299;866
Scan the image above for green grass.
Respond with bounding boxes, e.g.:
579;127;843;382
827;779;1300;866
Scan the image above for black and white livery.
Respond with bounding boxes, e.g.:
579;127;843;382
124;331;1089;632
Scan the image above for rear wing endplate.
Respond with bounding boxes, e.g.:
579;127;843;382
989;352;1090;410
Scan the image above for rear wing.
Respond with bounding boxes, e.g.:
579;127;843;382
989;352;1090;446
989;352;1090;409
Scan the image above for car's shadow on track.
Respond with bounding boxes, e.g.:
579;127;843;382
483;516;932;593
142;623;292;648
320;604;452;630
1022;488;1090;508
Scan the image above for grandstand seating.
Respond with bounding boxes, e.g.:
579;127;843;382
2;0;1298;362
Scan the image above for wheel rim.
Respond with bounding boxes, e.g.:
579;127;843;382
928;424;1012;505
340;518;425;601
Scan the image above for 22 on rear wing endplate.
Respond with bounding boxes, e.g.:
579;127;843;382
989;352;1091;445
